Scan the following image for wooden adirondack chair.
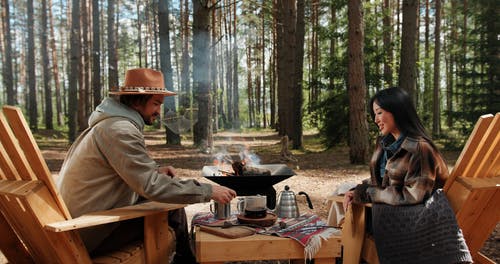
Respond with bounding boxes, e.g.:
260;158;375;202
0;105;185;264
333;112;500;264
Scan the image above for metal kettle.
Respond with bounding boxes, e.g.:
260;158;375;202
275;185;313;218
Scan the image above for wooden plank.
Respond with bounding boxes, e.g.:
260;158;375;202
0;140;22;180
341;203;366;264
469;113;500;178
1;192;57;262
475;252;496;264
144;213;175;264
0;206;34;263
0;111;35;180
2;105;72;219
24;182;93;264
45;202;185;232
456;189;499;255
195;226;341;262
444;114;493;192
361;236;379;264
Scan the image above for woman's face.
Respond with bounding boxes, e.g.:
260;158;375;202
372;101;400;139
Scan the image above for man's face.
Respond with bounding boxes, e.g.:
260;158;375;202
135;94;165;125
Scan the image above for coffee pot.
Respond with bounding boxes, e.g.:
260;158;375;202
275;185;313;218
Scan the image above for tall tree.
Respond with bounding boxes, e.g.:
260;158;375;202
69;0;81;142
192;0;212;149
292;0;304;149
231;1;240;129
347;0;369;164
41;0;53;129
92;0;101;108
432;0;441;136
108;0;118;91
382;0;393;87
277;0;296;138
180;0;191;110
399;0;418;101
27;0;37;130
159;0;180;145
1;0;14;105
48;0;63;125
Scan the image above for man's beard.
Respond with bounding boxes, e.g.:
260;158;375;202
144;114;158;125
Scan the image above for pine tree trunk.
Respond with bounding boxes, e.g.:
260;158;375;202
92;0;101;108
1;0;15;105
192;0;211;149
41;0;53;129
27;0;37;130
292;0;304;149
347;0;369;164
107;0;118;90
432;0;441;136
399;0;418;102
232;2;240;129
382;0;392;87
159;0;180;145
48;0;63;125
69;0;81;142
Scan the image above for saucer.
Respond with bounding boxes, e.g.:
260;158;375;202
237;212;277;227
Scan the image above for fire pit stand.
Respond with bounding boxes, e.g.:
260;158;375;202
202;164;295;209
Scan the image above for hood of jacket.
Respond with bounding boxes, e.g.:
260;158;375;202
89;97;145;131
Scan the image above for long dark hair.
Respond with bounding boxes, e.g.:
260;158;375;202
369;87;435;146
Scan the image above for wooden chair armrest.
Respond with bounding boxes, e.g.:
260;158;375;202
44;201;186;232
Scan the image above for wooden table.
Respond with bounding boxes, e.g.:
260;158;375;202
194;226;341;264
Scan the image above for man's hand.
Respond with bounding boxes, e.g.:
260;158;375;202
211;185;237;204
158;166;176;178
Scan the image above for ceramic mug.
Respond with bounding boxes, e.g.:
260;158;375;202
237;195;267;218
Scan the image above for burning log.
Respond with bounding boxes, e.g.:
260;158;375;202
231;161;271;176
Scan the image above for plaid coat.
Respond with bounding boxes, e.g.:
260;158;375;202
357;136;449;205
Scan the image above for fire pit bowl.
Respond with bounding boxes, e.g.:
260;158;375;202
201;164;295;191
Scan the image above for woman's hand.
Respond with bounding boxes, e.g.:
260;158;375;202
343;190;354;211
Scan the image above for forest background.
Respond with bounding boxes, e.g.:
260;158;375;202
0;0;498;164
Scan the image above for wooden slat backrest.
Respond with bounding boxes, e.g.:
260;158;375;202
0;180;92;264
444;113;498;192
1;106;71;218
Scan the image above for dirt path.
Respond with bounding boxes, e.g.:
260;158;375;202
1;129;497;263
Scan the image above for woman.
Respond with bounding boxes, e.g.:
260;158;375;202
344;87;471;263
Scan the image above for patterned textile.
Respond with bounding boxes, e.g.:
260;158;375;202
191;212;340;260
371;189;472;264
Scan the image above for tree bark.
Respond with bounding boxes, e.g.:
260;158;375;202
108;0;118;91
69;0;81;142
92;0;101;108
41;0;53;129
432;0;441;136
292;0;305;149
382;0;392;87
1;0;14;105
399;0;418;102
347;0;369;164
192;0;212;150
159;0;181;145
27;0;37;130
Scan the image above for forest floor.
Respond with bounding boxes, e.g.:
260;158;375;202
1;129;498;263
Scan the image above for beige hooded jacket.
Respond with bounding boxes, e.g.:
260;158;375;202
57;97;212;251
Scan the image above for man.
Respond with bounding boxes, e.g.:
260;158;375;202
57;68;236;263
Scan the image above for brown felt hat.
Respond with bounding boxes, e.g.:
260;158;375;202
109;68;176;96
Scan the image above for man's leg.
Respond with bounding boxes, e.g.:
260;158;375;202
169;208;197;264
